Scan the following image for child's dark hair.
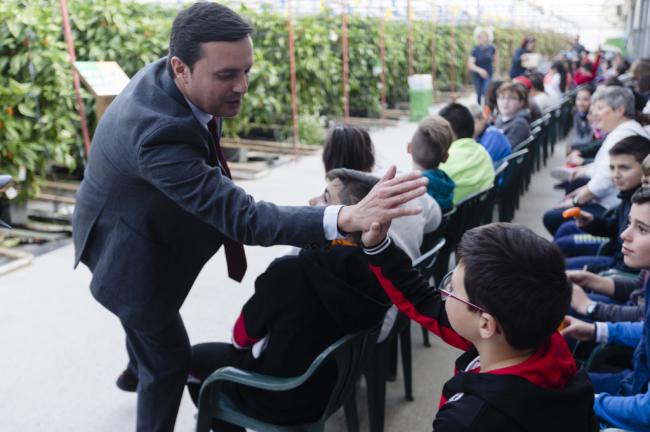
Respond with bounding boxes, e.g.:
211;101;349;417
528;72;545;92
576;83;595;96
322;125;375;173
551;61;568;93
439;103;474;139
609;135;650;163
631;186;650;205
485;80;504;113
325;168;378;205
496;82;529;108
456;223;570;350
410;115;454;170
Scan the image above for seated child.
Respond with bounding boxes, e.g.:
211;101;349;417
438;103;495;204
321;124;441;261
186;169;391;431
467;103;512;164
407;115;456;213
570;85;600;156
322;124;375;172
562;187;650;431
553;135;650;272
361;222;598;431
529;72;552;112
494;82;532;148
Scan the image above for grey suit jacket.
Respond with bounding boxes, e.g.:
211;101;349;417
72;58;325;332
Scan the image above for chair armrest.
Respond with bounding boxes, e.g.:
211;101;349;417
200;333;353;393
202;366;309;392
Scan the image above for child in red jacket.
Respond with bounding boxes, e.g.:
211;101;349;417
362;222;598;431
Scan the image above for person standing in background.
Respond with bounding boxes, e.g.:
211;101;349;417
509;36;536;79
467;27;496;105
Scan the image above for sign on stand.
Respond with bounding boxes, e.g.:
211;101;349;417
73;61;130;121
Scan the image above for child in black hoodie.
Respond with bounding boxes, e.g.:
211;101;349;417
362;222;598;432
186;168;391;431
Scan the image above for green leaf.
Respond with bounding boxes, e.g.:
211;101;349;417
17;103;35;117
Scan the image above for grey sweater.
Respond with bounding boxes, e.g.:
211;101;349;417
590;271;646;322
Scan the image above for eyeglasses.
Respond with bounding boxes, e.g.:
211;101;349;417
439;271;486;313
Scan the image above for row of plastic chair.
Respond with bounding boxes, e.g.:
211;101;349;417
194;97;577;432
417;95;576;347
195;239;451;432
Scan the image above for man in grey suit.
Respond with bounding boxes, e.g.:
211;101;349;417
72;2;427;431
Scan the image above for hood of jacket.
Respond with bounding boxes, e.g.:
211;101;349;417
439;332;597;431
422;169;455;212
297;245;391;333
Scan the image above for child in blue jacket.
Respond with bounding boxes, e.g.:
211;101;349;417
563;186;650;432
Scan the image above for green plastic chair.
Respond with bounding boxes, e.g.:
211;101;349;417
413;237;446;282
196;328;379;432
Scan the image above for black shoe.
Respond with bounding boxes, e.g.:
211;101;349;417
116;369;138;392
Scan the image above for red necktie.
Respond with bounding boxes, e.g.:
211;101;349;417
208;117;248;282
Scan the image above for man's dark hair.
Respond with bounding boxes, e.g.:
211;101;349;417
631;186;650;205
168;2;255;78
456;223;570;350
322;125;375;173
609;135;650;163
528;72;545;92
439;103;474;139
325;168;379;205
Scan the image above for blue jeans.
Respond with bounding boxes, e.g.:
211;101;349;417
565;255;615;271
554;221;608;257
473;74;490;105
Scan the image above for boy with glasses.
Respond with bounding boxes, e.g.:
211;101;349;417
361;222;598;431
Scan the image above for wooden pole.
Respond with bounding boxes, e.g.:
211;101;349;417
341;0;350;121
287;0;300;158
59;0;91;157
449;20;456;95
380;14;387;116
431;4;437;100
407;0;414;76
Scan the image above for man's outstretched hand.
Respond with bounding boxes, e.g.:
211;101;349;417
337;166;428;235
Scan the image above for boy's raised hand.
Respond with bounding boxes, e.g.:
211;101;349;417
361;221;390;249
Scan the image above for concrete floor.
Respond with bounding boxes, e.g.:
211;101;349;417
0;118;567;432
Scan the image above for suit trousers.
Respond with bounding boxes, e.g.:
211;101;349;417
122;313;191;432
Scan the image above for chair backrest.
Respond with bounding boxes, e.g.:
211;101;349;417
512;134;535;152
413;237;446;281
420;207;456;253
456;186;495;232
197;327;379;432
316;328;379;422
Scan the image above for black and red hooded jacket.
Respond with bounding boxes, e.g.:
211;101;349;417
227;243;391;424
364;237;599;432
